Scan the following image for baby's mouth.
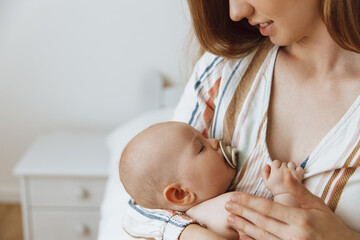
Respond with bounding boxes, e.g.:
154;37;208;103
219;141;237;169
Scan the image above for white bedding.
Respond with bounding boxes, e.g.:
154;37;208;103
97;108;175;240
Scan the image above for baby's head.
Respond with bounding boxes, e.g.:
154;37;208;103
119;121;236;211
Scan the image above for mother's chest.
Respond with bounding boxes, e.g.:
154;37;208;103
265;75;358;166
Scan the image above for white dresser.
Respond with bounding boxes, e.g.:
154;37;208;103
14;132;109;240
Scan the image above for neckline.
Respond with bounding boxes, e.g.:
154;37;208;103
262;46;360;168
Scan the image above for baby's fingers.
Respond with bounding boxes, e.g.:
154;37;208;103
261;164;271;181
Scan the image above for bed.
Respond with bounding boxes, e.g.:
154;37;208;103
97;76;185;240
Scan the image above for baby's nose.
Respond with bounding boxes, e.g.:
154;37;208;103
208;138;219;150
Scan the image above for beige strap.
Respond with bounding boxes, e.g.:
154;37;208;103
222;38;273;145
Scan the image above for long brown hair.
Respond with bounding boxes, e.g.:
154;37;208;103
321;0;360;53
187;0;265;59
187;0;360;58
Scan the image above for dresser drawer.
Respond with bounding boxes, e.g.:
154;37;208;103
29;177;106;207
32;211;99;240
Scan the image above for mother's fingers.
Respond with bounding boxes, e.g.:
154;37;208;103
239;235;255;240
284;172;327;210
225;202;288;239
227;192;298;223
227;214;281;240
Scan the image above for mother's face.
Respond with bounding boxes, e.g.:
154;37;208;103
229;0;323;46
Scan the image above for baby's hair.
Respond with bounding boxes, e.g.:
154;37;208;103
119;123;182;209
119;140;162;209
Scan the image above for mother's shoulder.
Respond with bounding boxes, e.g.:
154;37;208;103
194;51;252;77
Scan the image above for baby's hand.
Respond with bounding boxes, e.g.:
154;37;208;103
261;160;304;196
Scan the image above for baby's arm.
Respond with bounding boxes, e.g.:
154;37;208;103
261;160;304;207
186;192;238;240
185;160;304;238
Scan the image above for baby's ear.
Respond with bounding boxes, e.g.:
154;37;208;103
163;183;196;206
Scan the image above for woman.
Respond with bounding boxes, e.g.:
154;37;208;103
124;0;360;239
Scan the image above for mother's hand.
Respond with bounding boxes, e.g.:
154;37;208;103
225;172;360;240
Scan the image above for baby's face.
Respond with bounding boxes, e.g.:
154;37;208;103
171;123;236;202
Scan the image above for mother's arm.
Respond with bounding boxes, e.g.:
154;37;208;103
225;172;360;240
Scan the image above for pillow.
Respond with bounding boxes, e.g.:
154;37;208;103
98;108;175;240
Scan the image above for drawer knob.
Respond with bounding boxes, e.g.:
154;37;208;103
74;224;90;235
75;187;89;199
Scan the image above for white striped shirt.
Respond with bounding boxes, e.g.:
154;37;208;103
123;44;360;239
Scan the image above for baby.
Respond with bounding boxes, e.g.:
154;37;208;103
119;121;304;239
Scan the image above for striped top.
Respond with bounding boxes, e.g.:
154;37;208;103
123;44;360;239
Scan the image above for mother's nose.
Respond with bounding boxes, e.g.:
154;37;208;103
229;0;254;22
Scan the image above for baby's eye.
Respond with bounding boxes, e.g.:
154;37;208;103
199;144;204;153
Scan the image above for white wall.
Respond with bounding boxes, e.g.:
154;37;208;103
0;0;190;202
